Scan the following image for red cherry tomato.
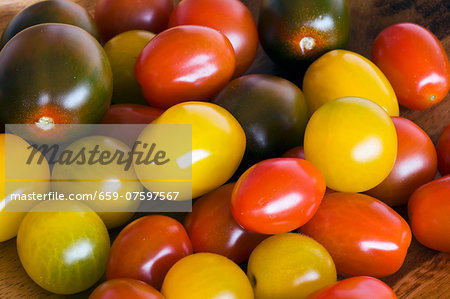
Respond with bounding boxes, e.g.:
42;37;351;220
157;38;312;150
281;146;305;159
106;215;193;289
299;192;412;277
135;25;235;109
372;22;450;110
231;158;326;235
169;0;258;77
184;183;268;264
95;0;173;42
89;278;164;299
101;104;163;124
408;176;450;253
437;124;450;176
365;117;437;206
306;276;397;299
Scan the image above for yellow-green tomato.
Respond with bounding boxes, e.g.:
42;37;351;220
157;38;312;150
247;233;336;299
17;201;110;295
51;136;142;229
104;30;155;104
0;133;50;242
136;102;246;199
161;252;253;299
304;97;397;192
303;49;399;116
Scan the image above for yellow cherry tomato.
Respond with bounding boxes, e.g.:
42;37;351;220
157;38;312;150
303;49;399;116
135;102;246;199
52;136;142;229
104;30;155;105
304;97;397;192
161;252;253;299
0;133;50;242
247;233;336;299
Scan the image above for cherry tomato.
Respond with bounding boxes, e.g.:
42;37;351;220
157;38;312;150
17;201;110;295
247;233;336;299
0;134;50;242
135;25;235;109
184;183;267;264
365;117;437;206
89;278;164;299
95;0;173;43
306;276;397;299
101;104;163;124
304;97;397;192
282;146;305;159
161;253;253;299
299;192;412;277
437;124;450;176
104;30;155;105
408;176;450;253
231;158;325;235
169;0;257;76
106;215;193;289
372;23;450;110
303;50;399;116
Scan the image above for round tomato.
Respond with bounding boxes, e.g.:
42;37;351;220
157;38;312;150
282;146;305;159
0;24;112;144
299;192;412;277
365;117;437;206
161;253;253;299
0;134;50;242
89;279;164;299
303;50;399;116
135;25;235;109
169;0;257;76
95;0;173;43
101;104;163;124
372;23;450;110
247;233;336;299
304;97;397;192
104;30;155;105
106;215;193;289
17;201;110;295
136;102;246;199
231;158;325;234
306;276;397;299
184;183;267;264
437;124;450;176
0;0;99;47
408;176;450;253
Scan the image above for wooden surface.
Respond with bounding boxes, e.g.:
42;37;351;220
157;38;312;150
0;0;449;298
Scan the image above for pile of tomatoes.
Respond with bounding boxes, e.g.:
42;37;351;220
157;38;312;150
0;0;449;298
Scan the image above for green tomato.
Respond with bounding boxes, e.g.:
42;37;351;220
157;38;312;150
17;201;110;295
104;30;155;105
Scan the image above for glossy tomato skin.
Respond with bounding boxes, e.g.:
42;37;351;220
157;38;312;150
408;176;450;253
304;97;397;193
101;104;163;124
106;215;193;289
306;276;397;299
169;0;257;77
0;0;99;47
365;117;437;206
372;23;450;110
247;233;336;299
135;25;235;109
282;146;305;159
17;201;110;295
161;253;253;299
303;50;399;116
231;158;326;235
258;0;349;67
213;74;308;168
0;24;112;144
437;124;450;176
89;279;164;299
95;0;173;43
299;192;412;277
184;183;267;264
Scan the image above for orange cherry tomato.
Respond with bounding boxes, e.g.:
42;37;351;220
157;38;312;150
89;279;164;299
